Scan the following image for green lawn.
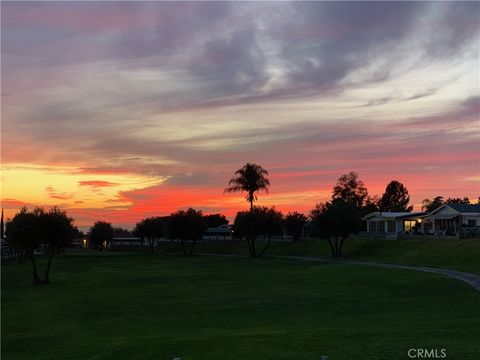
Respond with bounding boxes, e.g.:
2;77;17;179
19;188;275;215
174;237;480;274
2;252;479;360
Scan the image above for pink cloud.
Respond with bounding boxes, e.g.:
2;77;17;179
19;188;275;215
45;186;73;200
1;198;29;208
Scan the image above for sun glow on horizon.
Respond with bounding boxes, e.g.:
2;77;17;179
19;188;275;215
1;163;165;210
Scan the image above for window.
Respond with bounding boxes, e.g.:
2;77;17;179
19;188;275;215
369;221;383;232
404;220;416;232
468;220;477;227
377;221;384;232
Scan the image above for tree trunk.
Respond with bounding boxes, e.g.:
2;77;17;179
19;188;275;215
148;238;155;254
188;239;196;256
327;238;335;257
43;245;56;284
334;237;340;257
180;239;187;256
250;198;253;211
338;236;346;257
246;238;253;257
247;237;256;257
256;236;271;257
29;251;42;285
18;249;25;264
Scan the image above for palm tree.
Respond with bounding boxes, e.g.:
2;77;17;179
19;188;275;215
224;163;270;211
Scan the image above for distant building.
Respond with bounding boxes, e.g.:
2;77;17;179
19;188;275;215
70;237;86;249
422;203;480;237
203;225;233;241
1;237;15;259
362;203;480;239
362;212;425;240
111;237;145;247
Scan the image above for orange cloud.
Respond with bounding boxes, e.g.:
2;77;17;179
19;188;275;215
45;186;73;200
78;180;119;188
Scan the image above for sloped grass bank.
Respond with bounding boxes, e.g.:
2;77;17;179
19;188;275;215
161;237;480;273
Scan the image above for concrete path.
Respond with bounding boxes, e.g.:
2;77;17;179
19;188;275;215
198;252;480;292
272;255;480;293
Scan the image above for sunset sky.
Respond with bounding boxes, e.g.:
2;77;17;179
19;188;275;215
1;1;479;230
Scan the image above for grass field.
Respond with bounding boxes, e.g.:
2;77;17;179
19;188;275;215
2;252;479;360
170;237;480;274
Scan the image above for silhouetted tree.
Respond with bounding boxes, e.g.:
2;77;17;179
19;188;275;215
332;171;368;209
422;196;471;212
379;180;413;212
167;208;206;256
264;207;284;240
358;196;381;231
422;196;444;212
224;163;270;210
309;202;329;239
445;197;470;204
113;227;131;236
234;210;261;257
134;217;165;254
6;208;42;283
5;207;76;284
88;221;114;251
234;206;283;257
284;212;307;242
204;214;229;228
310;199;361;257
75;228;85;238
41;207;76;284
360;195;380;216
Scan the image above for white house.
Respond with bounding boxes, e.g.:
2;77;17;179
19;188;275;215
202;225;233;241
110;237;145;247
362;212;425;240
422;203;480;236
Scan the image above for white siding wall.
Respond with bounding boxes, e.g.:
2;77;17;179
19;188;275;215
462;215;480;225
396;219;404;234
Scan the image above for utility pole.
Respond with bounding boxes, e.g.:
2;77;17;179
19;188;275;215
1;208;4;240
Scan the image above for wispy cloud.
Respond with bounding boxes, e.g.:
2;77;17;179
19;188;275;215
45;186;73;200
78;180;119;188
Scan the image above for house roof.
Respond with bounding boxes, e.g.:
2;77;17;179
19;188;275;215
444;203;480;213
426;203;480;218
206;225;232;233
362;211;425;221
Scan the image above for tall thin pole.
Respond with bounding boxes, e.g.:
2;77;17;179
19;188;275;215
1;208;4;240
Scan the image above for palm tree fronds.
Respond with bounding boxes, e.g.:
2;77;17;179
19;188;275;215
225;163;270;209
